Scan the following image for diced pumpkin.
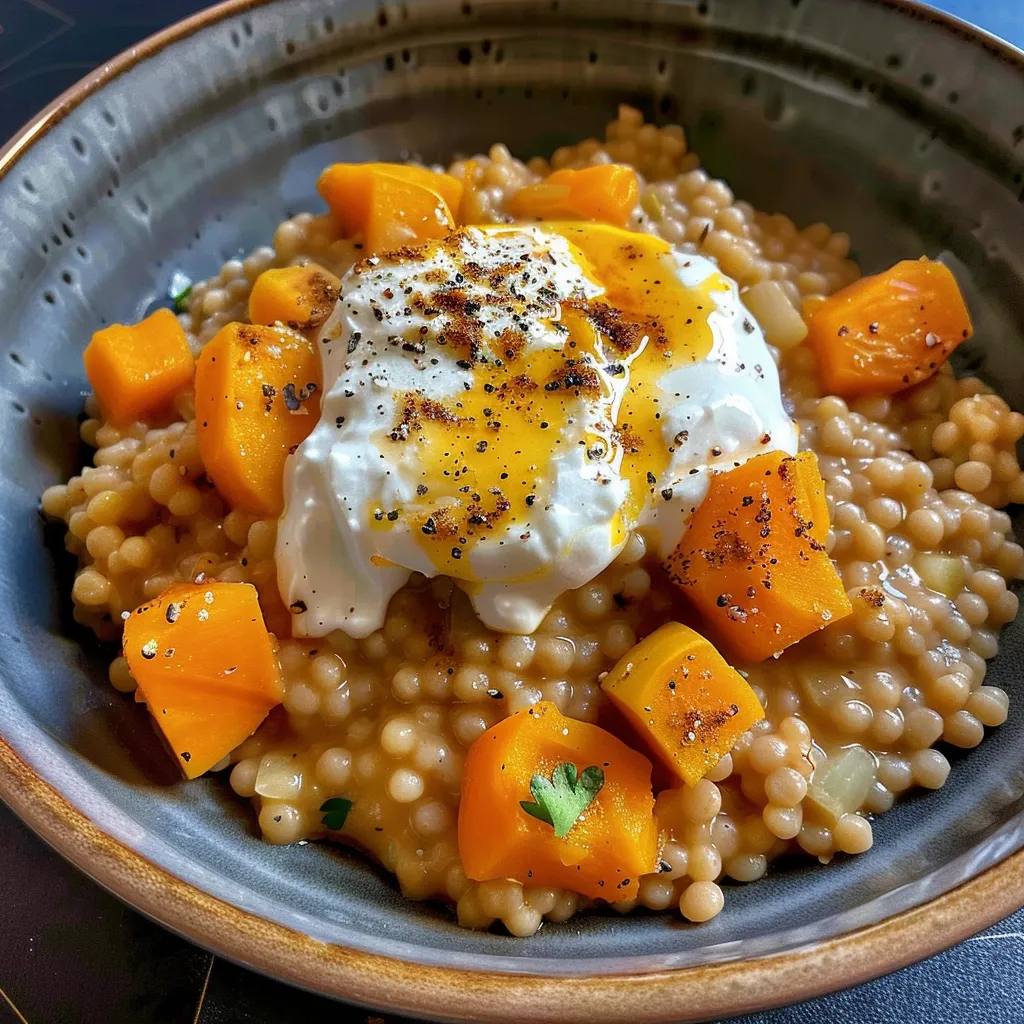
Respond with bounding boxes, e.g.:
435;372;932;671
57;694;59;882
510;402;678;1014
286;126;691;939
807;257;972;397
195;322;321;516
795;450;830;545
601;622;765;787
506;165;640;227
802;295;829;320
458;701;658;900
317;162;459;252
248;263;341;331
664;451;852;662
83;307;194;425
122;582;283;778
453;158;481;222
363;174;454;254
366;162;464;217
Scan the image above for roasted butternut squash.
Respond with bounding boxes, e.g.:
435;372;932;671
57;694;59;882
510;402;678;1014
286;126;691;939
795;449;830;545
363;174;455;254
195;322;321;515
506;165;640;226
453;158;481;222
458;701;658;900
248;263;341;330
83;307;194;425
602;623;764;786
664;451;852;662
122;582;283;778
807;257;972;397
317;162;460;252
360;162;464;217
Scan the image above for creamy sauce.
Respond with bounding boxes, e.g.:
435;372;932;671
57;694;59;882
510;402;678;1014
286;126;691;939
277;224;796;636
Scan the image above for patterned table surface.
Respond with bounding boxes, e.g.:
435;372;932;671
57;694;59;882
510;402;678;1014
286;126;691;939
2;1;1024;1022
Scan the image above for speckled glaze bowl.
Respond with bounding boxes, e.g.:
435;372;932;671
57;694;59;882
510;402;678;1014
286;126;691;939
3;0;1024;1020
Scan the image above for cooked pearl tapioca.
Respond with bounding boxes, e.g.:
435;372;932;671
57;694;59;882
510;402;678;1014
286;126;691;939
42;106;1020;934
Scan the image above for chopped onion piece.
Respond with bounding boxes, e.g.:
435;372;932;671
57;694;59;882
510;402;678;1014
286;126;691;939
914;552;966;599
743;280;808;350
807;745;876;822
255;753;303;799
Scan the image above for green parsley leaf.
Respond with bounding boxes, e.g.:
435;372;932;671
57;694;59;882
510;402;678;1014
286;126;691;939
319;797;353;830
168;270;193;312
519;763;605;838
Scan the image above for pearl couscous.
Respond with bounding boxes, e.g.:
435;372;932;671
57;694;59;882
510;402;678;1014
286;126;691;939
42;106;1021;934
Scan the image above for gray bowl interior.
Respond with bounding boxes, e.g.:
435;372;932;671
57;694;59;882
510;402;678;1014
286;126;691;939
2;0;1024;978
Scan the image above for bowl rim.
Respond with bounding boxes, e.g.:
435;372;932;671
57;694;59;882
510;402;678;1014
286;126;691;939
4;0;1024;1019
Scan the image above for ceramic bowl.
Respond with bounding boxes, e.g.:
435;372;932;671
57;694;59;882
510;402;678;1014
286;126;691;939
2;1;1024;1020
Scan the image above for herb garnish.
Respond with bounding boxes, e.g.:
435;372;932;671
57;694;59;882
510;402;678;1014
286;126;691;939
172;284;193;312
168;270;194;313
520;763;605;838
320;797;353;830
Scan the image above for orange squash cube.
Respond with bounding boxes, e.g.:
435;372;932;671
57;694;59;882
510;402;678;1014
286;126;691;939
317;162;459;252
452;158;481;221
602;622;764;786
122;582;283;778
664;451;852;662
363;173;454;253
248;263;341;330
506;165;640;226
195;322;321;516
83;307;194;425
322;161;465;221
794;450;830;544
808;257;972;397
458;701;658;900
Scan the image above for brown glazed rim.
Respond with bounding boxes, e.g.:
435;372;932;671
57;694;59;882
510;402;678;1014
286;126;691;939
3;1;1024;1020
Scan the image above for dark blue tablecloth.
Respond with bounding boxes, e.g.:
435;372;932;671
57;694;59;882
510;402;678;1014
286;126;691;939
1;2;1023;1022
